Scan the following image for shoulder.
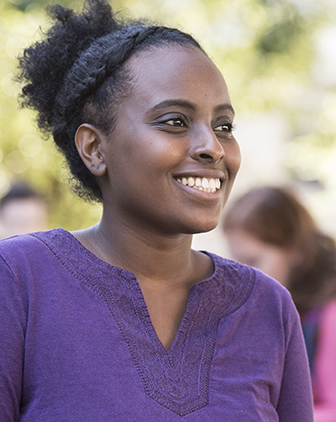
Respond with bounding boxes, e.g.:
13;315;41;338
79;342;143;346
0;228;86;309
0;228;72;275
210;252;292;300
208;252;297;322
0;228;62;258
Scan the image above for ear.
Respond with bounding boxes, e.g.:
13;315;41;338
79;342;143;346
75;124;107;177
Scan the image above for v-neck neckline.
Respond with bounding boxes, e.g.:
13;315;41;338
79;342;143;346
48;228;219;352
33;228;254;415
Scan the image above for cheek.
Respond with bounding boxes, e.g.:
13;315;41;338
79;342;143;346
225;140;241;176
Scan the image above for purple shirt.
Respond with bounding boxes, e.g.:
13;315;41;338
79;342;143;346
0;229;313;421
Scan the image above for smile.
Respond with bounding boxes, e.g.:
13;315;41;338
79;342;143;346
175;177;221;193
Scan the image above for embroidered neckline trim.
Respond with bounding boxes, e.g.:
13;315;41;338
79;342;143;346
34;228;254;416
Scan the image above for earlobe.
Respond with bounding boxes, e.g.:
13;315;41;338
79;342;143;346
75;124;107;177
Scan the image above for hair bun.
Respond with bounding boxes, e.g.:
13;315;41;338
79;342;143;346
18;0;119;132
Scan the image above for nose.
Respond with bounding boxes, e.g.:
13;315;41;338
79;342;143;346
190;125;225;164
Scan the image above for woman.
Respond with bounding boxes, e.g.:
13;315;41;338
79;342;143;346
0;1;313;420
223;186;336;422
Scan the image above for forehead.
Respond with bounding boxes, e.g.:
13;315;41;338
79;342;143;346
125;45;231;109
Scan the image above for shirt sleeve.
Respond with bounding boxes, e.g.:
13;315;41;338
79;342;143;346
313;300;336;422
0;254;27;421
276;299;314;422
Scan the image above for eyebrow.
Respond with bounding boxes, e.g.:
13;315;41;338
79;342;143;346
147;99;235;115
214;104;235;115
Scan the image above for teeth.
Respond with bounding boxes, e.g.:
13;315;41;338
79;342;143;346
175;177;221;193
202;178;209;188
188;177;195;187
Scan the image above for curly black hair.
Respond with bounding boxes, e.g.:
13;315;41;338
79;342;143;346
17;0;203;202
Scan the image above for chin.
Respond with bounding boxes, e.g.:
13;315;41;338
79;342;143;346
184;219;219;235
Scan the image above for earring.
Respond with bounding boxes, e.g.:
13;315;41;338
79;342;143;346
90;163;100;170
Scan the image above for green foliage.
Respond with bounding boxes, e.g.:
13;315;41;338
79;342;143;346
6;0;74;12
0;0;335;229
0;0;102;229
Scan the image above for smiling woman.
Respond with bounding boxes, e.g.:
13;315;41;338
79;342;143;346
0;0;313;421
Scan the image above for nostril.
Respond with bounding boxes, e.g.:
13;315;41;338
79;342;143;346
199;153;213;160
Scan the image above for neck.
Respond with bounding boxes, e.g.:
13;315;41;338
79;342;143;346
77;213;206;287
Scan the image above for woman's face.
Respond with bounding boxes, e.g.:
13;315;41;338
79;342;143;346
225;229;295;287
99;45;241;236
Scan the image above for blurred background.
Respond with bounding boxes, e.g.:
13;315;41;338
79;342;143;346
1;0;336;252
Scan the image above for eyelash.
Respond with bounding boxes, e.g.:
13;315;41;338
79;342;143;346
159;116;235;134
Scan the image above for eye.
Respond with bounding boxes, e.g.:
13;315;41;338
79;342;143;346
154;114;189;132
163;116;187;127
214;122;235;133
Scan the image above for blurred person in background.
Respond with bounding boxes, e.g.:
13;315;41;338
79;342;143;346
0;182;48;238
223;186;336;422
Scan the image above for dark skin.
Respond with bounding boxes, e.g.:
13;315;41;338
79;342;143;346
73;46;241;349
